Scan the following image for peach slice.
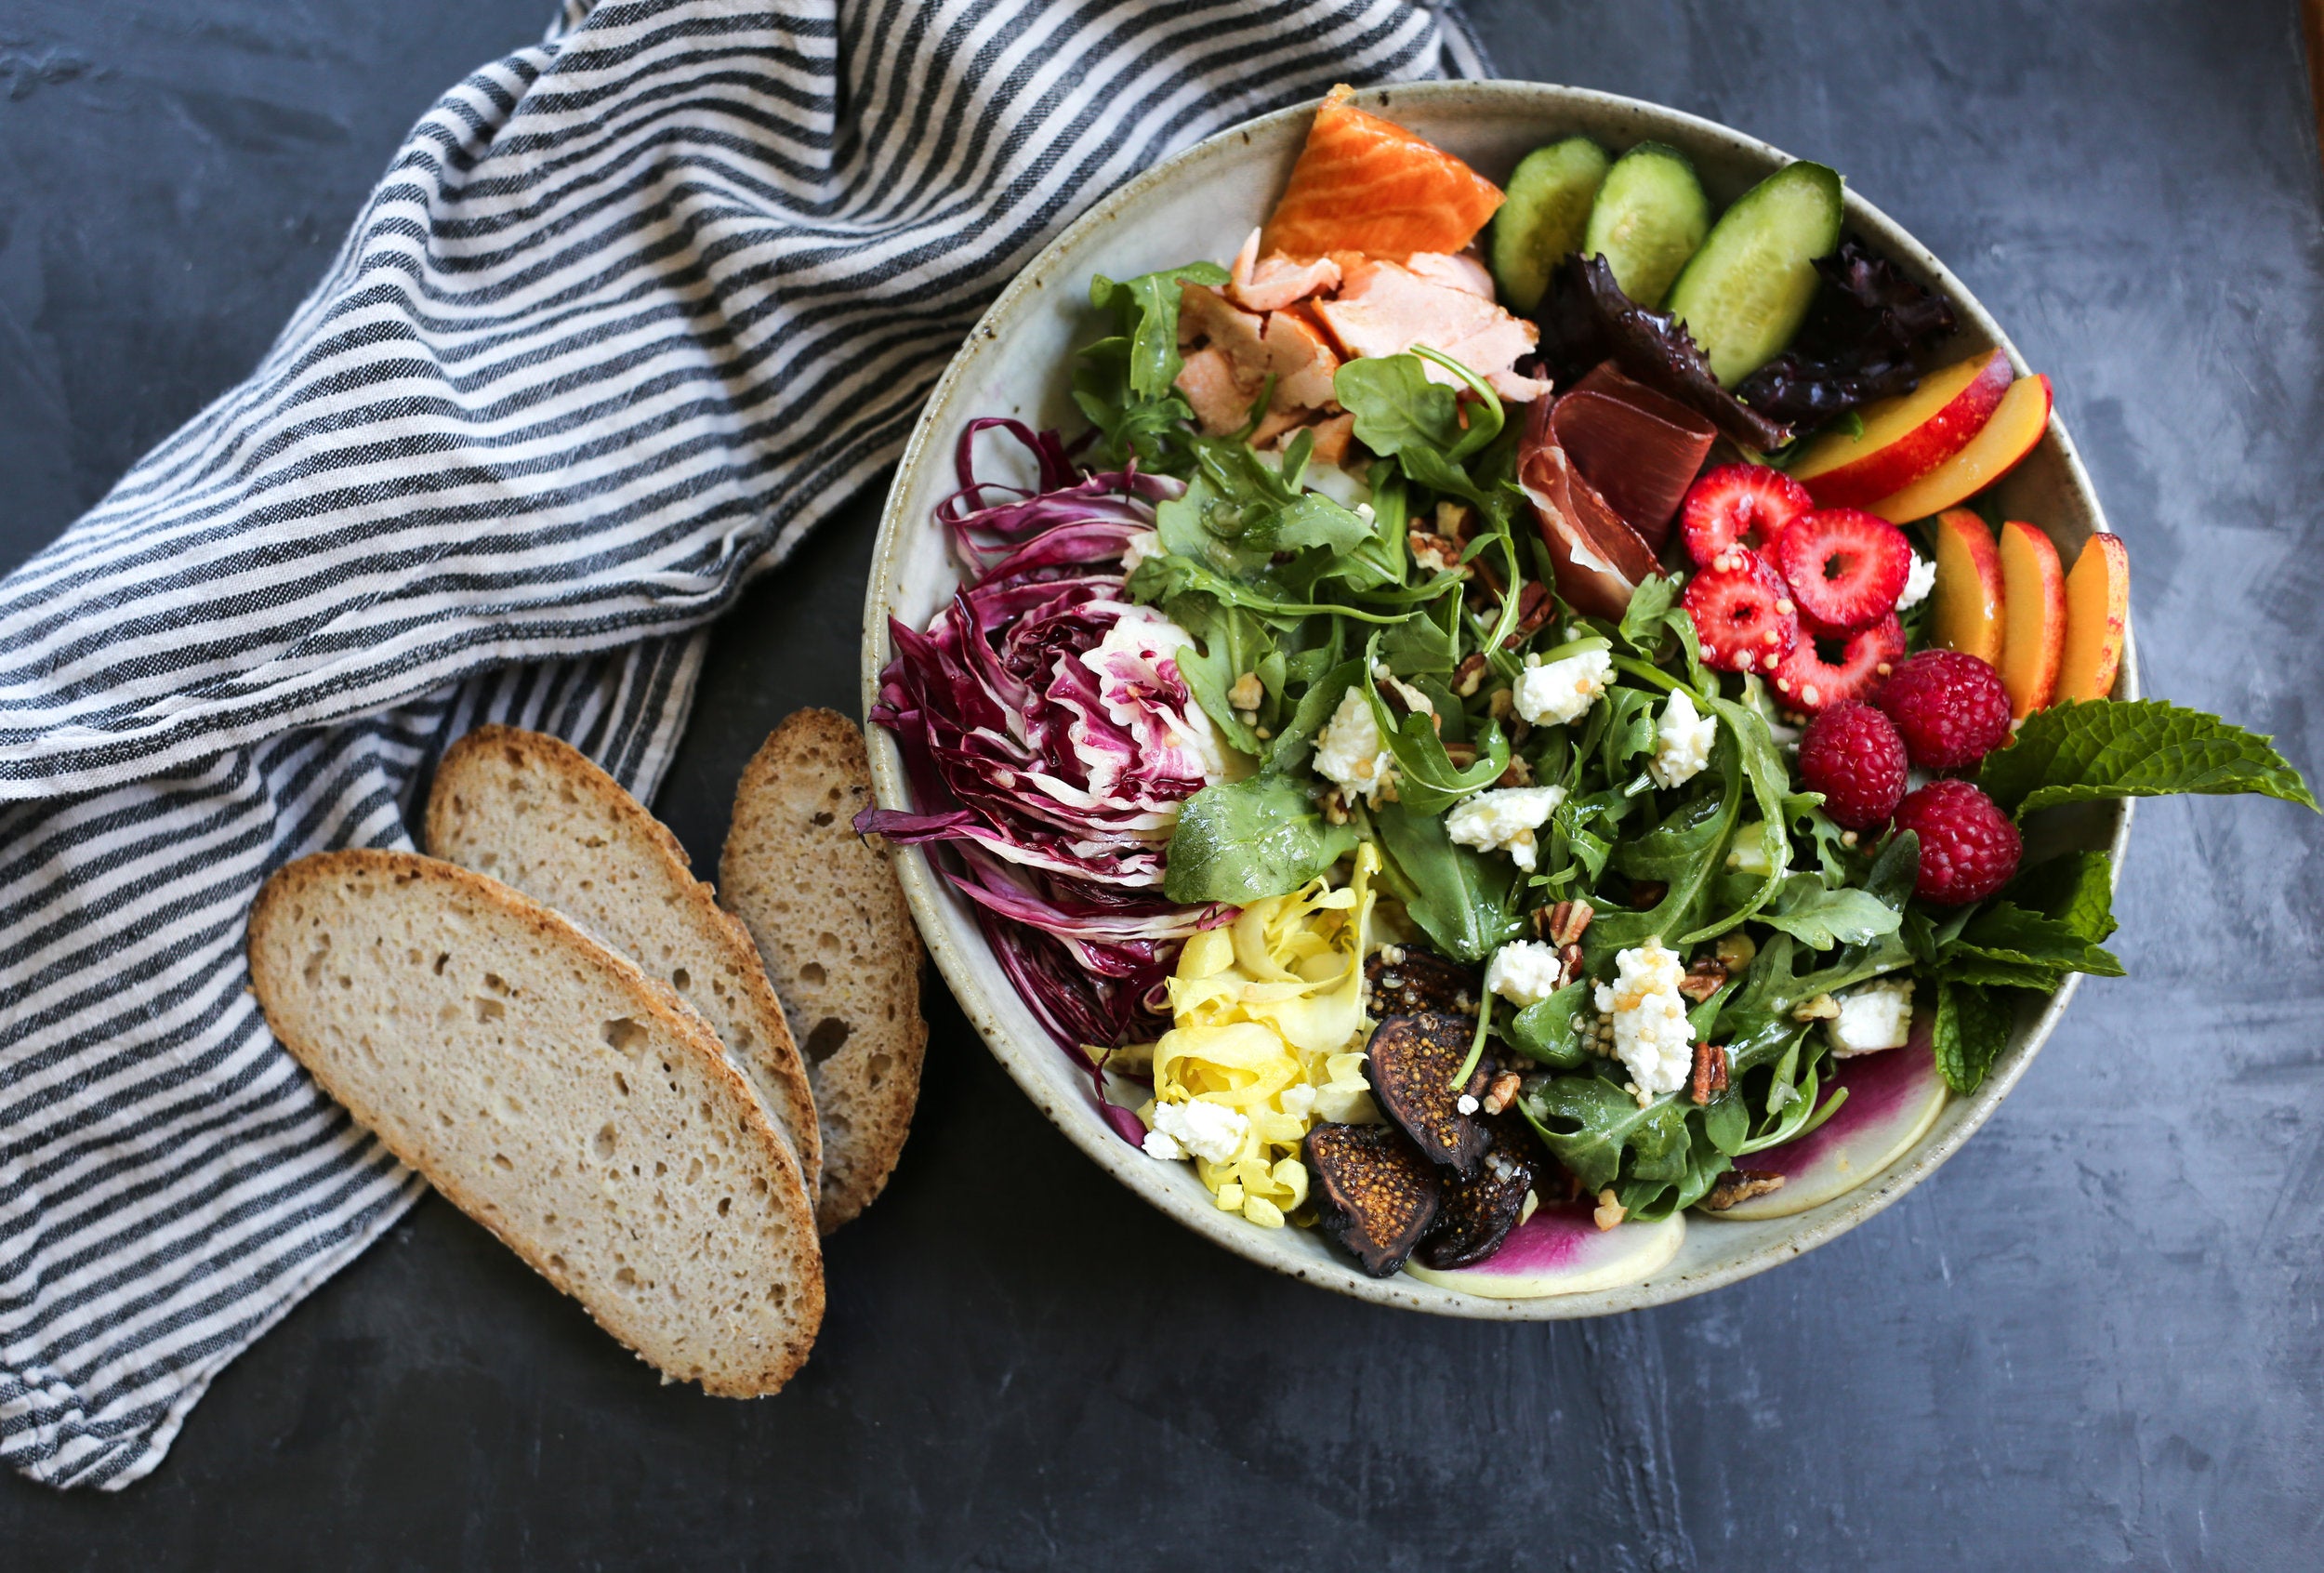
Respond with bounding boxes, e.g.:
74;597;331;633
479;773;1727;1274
1998;521;2066;718
2057;532;2131;703
1701;1016;1950;1222
1404;1202;1684;1299
1930;509;2005;666
1866;375;2053;524
1789;349;2014;509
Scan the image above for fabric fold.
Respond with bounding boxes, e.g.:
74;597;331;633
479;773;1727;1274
0;0;1480;1489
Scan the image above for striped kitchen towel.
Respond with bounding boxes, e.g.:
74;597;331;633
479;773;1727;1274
0;0;1486;1489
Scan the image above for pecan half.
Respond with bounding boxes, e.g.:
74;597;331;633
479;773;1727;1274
1677;957;1728;1003
1689;1041;1730;1105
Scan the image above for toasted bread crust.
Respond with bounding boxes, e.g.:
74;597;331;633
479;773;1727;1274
425;725;823;1197
722;710;926;1233
249;849;824;1395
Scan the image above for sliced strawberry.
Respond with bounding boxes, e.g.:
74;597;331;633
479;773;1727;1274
1770;614;1906;712
1680;555;1799;674
1679;463;1813;570
1774;508;1911;631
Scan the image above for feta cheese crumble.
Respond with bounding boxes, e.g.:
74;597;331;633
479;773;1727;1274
1313;687;1397;804
1486;940;1567;1007
1120;527;1163;574
1592;937;1694;1097
1649;688;1718;788
1445;786;1567;871
1513;647;1613;726
1827;977;1916;1056
1896;551;1937;611
1143;1098;1249;1164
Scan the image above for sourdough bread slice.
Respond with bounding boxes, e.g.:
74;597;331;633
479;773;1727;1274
721;710;926;1234
247;850;824;1395
425;726;822;1197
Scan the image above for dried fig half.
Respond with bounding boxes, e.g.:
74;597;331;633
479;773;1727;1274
1366;1011;1490;1177
1304;1121;1442;1277
1415;1136;1535;1270
1364;947;1478;1019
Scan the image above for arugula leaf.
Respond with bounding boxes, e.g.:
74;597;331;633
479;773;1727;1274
1264;658;1363;775
1373;800;1525;962
1756;872;1906;950
2005;850;2119;945
1977;698;2318;817
1617;575;1679;653
1088;263;1229;401
1505;981;1593;1069
1333;353;1499;509
1163;773;1356;904
1688;697;1795;941
1521;1070;1692;1193
1933;977;2018;1094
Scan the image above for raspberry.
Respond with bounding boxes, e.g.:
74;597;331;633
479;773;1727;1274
1797;701;1908;829
1893;779;2022;905
1874;650;2014;771
1679;463;1813;570
1774;509;1911;631
1769;614;1904;712
1680;554;1799;672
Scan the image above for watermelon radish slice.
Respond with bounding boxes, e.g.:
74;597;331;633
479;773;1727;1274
1706;1012;1949;1222
1404;1202;1684;1299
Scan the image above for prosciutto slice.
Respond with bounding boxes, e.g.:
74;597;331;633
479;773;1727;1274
1517;396;1658;620
1549;362;1718;551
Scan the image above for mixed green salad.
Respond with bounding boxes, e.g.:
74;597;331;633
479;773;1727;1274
864;93;2314;1291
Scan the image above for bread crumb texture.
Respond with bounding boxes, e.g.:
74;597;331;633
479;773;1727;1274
722;709;927;1234
248;850;824;1395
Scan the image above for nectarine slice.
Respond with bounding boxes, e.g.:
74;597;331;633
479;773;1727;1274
1930;509;2005;666
1867;375;2053;524
1997;521;2066;719
1789;350;2014;509
2057;532;2131;703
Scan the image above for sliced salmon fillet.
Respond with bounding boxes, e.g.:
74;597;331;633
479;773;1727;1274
1312;258;1549;403
1227;229;1342;311
1173;282;1343;435
1261;85;1503;260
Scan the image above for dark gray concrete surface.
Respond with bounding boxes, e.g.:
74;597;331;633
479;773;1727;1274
3;1;2319;1566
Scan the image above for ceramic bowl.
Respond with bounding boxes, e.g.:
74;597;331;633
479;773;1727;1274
860;81;2133;1317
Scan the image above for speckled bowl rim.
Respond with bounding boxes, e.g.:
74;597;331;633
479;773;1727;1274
861;80;2134;1318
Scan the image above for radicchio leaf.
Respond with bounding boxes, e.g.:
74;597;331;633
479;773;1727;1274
863;421;1222;1069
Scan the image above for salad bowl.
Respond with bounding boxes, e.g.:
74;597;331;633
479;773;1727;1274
859;80;2134;1318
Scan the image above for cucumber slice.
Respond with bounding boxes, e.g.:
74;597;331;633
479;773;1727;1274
1665;161;1845;387
1488;137;1610;313
1579;142;1710;309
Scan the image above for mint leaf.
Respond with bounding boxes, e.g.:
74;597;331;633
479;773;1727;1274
1977;698;2318;817
1941;900;2124;984
2005;851;2119;945
1934;978;2017;1094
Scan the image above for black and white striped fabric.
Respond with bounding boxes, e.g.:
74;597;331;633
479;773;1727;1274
0;0;1485;1490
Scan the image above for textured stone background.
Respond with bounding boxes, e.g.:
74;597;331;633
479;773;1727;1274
3;1;2319;1566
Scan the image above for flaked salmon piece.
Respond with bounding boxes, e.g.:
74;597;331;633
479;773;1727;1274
1228;229;1342;312
1309;411;1357;467
1175;344;1255;435
1262;86;1503;259
1404;251;1496;298
1176;281;1342;432
1261;310;1341;408
1251;406;1310;447
1312;258;1550;403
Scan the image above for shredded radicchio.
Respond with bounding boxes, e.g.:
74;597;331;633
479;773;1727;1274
860;418;1226;1062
